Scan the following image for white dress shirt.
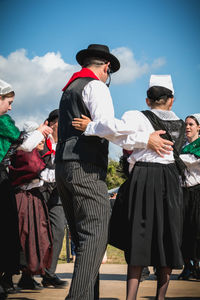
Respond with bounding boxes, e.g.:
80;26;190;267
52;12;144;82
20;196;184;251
82;80;115;121
82;80;153;153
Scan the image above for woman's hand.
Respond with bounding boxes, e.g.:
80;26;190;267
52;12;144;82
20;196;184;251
72;115;91;131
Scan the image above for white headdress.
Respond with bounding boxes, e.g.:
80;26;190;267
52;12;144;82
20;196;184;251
0;79;14;95
23;121;39;133
149;75;174;95
191;113;200;125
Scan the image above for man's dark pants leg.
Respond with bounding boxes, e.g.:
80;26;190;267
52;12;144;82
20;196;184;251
56;161;110;300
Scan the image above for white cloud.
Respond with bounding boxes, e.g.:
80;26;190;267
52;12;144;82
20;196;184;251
0;49;78;126
0;48;165;128
32;52;69;72
0;49;78;101
111;47;166;84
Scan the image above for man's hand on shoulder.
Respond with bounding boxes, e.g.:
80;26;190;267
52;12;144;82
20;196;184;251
147;130;173;157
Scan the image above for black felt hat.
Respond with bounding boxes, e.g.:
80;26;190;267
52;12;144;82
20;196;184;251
47;109;59;123
76;44;120;73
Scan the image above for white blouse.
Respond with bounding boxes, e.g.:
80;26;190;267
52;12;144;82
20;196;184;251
85;109;180;171
180;152;200;187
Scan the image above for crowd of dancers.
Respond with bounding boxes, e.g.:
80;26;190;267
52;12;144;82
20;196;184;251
0;43;199;300
0;87;68;299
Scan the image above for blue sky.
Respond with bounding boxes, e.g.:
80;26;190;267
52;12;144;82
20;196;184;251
0;0;199;159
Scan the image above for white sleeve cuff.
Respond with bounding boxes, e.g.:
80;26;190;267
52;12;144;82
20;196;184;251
84;122;98;136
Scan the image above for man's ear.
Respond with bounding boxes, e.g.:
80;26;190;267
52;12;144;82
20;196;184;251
104;62;110;74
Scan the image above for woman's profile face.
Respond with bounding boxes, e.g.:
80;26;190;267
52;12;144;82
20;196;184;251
185;117;200;141
0;96;14;115
36;139;45;151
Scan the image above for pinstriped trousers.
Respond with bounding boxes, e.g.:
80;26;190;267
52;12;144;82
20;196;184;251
55;161;111;300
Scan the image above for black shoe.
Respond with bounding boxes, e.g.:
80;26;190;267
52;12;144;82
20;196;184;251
193;268;200;280
140;267;150;282
0;274;18;294
41;275;68;288
18;274;43;290
0;285;7;300
178;268;193;280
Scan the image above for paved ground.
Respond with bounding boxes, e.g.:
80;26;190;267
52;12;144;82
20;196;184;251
8;263;200;300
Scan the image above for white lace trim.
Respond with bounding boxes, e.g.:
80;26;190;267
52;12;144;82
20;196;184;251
151;109;179;120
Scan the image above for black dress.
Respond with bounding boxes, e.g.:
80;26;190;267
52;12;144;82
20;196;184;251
109;110;185;269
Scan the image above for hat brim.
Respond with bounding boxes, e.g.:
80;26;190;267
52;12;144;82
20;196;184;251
76;49;120;73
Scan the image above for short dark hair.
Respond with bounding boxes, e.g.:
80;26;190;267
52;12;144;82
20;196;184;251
47;109;59;123
83;57;108;68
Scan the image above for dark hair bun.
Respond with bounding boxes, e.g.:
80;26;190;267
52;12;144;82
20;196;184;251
147;86;173;101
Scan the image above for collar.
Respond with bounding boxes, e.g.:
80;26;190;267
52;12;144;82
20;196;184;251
62;68;99;91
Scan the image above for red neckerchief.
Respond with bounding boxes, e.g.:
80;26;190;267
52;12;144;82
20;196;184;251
62;68;99;91
42;138;55;158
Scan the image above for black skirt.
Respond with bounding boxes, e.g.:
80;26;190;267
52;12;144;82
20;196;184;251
109;161;184;269
181;184;200;260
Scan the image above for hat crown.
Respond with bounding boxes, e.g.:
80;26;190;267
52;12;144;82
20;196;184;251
76;43;120;73
87;44;110;54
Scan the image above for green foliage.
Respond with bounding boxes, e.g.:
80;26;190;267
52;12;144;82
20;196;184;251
106;159;126;190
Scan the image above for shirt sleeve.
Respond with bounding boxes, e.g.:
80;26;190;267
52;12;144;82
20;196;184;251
82;80;115;121
18;130;44;152
40;168;56;182
84;110;152;149
180;153;200;166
